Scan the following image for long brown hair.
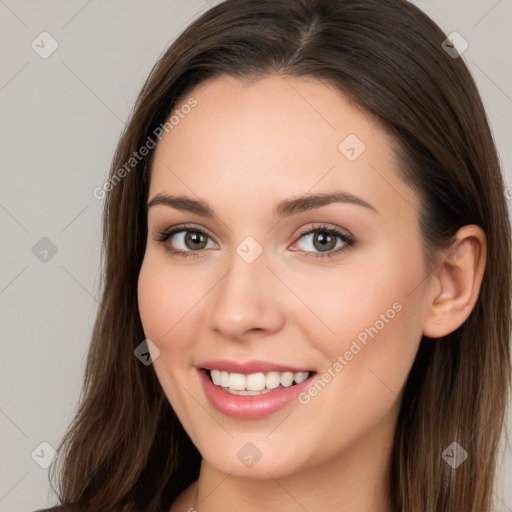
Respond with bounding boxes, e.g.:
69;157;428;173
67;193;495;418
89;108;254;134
48;0;511;510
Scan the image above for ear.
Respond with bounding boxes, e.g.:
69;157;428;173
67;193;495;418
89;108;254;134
422;225;487;339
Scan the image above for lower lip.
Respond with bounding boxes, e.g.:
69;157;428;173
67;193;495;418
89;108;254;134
198;369;316;419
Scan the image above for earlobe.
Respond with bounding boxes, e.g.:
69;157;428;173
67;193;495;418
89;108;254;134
422;225;487;339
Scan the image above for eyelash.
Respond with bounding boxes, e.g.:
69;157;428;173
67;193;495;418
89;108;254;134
153;223;356;260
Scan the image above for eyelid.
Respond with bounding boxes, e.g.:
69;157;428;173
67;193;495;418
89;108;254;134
289;223;356;257
153;222;356;258
154;223;219;249
292;222;353;241
155;223;218;243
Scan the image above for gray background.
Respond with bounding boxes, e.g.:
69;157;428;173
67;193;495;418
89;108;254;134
1;1;511;511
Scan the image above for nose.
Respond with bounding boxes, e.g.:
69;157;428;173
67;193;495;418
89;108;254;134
206;249;286;340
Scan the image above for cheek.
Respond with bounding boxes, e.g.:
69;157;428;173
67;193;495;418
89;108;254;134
297;244;426;402
289;276;423;467
313;234;425;351
137;255;199;359
137;256;199;417
291;265;421;356
137;259;168;341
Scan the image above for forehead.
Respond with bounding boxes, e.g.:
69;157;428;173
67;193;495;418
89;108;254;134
148;74;418;224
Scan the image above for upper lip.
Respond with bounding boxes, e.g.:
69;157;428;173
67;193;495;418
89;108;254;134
197;359;314;375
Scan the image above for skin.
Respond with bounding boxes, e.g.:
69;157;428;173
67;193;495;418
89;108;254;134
137;74;486;512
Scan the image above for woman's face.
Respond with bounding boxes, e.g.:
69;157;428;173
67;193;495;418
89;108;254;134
138;74;431;480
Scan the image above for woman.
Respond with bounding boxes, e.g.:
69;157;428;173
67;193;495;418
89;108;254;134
38;0;511;510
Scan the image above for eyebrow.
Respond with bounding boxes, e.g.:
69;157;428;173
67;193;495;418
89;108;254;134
147;191;378;218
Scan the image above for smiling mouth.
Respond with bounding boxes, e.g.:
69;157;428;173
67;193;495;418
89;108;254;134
202;368;317;395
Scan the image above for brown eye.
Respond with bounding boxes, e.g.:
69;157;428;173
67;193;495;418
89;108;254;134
292;225;356;259
311;231;338;252
182;231;208;250
154;225;217;258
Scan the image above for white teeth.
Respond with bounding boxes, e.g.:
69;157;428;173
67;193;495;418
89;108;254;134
210;369;221;385
294;371;309;384
220;371;229;388
207;369;312;392
266;371;281;389
246;372;266;391
280;372;294;387
229;372;246;390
